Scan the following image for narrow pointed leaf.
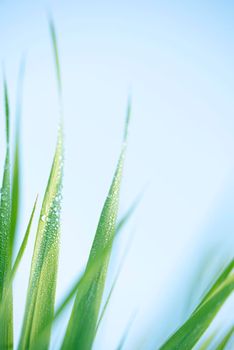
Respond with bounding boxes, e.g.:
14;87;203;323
159;270;234;350
62;103;130;350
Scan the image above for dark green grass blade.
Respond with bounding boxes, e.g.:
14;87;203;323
216;326;234;350
18;128;63;350
62;104;130;350
0;78;13;349
159;269;234;350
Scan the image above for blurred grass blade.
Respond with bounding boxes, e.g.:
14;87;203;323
198;332;216;350
10;58;25;259
62;102;130;350
195;259;234;312
18;128;63;350
159;267;234;350
49;17;62;98
216;326;234;350
0;77;13;349
11;196;38;279
116;312;137;350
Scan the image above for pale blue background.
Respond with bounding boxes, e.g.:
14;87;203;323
0;1;234;349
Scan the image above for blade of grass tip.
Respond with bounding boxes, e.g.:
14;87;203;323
18;21;64;349
49;16;62;99
159;269;234;350
0;76;13;349
216;326;234;350
10;58;26;261
61;100;131;350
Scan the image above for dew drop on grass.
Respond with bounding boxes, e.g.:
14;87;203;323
41;215;46;222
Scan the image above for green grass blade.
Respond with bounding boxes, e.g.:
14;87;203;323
18;129;63;350
198;332;216;350
62;104;130;350
159;270;234;350
216;326;234;350
0;77;13;349
9;59;25;260
11;196;38;279
49;17;62;98
195;259;234;312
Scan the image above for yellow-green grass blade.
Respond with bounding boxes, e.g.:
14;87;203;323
0;78;13;349
35;210;134;345
216;326;234;350
159;269;234;350
62;103;130;350
18;128;63;350
198;332;216;350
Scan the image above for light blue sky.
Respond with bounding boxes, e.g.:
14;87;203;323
0;1;234;349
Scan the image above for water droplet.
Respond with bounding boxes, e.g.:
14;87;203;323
41;214;46;222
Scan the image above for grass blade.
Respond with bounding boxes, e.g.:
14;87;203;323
159;265;234;350
195;259;234;312
9;59;25;260
216;326;234;350
11;196;38;279
0;77;13;349
18;128;63;350
62;101;130;350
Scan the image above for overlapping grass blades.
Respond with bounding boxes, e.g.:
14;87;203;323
159;259;234;350
18;20;63;350
61;102;131;350
0;17;233;350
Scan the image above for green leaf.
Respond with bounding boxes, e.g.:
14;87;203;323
198;332;216;350
195;259;234;312
216;326;234;350
9;58;25;260
62;101;131;350
0;77;13;349
11;196;38;280
159;266;234;350
18;128;63;350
